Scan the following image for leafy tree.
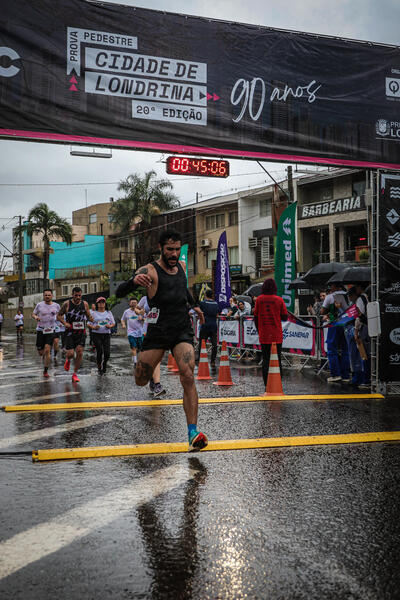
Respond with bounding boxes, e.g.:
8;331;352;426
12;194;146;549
15;203;72;288
109;170;180;262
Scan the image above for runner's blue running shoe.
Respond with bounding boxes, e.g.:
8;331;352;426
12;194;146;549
188;429;208;452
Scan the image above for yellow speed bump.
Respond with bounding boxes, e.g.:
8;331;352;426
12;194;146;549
32;430;400;462
4;393;384;413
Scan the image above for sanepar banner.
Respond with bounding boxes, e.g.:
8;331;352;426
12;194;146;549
1;0;400;168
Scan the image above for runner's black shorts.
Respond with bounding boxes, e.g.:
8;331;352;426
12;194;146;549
65;331;86;350
142;323;194;352
36;331;55;350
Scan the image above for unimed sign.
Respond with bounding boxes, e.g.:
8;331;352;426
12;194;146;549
1;0;400;168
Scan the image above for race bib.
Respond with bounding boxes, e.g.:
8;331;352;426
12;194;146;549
146;308;160;324
98;320;108;327
43;327;54;334
72;321;84;330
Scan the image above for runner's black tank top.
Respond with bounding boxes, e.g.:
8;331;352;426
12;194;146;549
148;261;190;328
65;299;87;325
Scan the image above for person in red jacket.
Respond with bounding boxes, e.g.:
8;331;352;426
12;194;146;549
254;278;288;388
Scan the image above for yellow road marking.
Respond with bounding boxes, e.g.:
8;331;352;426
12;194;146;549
3;393;384;412
32;430;400;461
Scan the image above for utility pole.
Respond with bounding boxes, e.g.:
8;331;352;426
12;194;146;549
287;166;294;204
17;215;24;309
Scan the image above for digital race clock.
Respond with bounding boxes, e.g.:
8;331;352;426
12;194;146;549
166;156;230;178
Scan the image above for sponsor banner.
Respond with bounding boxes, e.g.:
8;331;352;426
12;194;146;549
179;244;189;279
275;202;297;313
379;293;400;381
215;232;231;311
242;317;260;347
282;317;315;353
1;0;400;168
379;173;400;381
299;196;365;220
218;318;240;347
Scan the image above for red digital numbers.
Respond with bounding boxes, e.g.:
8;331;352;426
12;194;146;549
166;156;229;178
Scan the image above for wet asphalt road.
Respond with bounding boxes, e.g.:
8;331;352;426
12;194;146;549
0;333;400;600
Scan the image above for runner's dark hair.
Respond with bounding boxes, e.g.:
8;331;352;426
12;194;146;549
72;286;82;294
43;288;53;294
159;229;182;246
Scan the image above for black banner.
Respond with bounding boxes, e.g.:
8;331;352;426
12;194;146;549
1;0;400;168
379;174;400;381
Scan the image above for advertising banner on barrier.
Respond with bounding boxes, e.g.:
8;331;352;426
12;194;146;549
378;172;400;381
1;0;400;169
282;318;315;353
243;317;260;346
218;318;240;346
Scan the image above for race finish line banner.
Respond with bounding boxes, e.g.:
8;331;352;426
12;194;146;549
1;1;400;168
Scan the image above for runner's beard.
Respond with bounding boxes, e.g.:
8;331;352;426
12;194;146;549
161;250;178;271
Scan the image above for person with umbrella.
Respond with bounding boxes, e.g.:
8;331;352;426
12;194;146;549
320;282;350;383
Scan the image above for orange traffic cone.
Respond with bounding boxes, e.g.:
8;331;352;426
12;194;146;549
263;343;283;395
196;339;212;380
213;340;234;386
167;352;179;373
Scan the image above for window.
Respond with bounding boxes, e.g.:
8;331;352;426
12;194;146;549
320;183;333;201
90;282;98;293
89;213;97;224
229;246;239;264
259;200;272;218
81;283;88;294
229;211;238;226
205;213;225;231
206;249;217;269
108;215;114;223
100;223;103;235
62;285;69;296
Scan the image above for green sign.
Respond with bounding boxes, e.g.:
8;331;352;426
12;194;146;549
180;243;189;280
229;264;242;274
274;202;297;312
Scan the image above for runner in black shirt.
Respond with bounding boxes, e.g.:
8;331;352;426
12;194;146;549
118;230;208;452
57;286;93;383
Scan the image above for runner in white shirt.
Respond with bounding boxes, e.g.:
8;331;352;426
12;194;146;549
14;309;24;338
32;289;60;378
137;295;166;397
87;297;115;374
121;298;144;367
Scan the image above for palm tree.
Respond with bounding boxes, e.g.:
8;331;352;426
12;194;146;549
15;203;72;288
109;170;180;262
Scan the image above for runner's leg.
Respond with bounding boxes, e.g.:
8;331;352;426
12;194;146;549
103;334;111;372
173;342;198;425
74;345;84;373
92;334;103;371
135;349;165;386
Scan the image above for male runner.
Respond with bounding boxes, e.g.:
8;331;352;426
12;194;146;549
117;229;207;451
137;294;166;397
121;298;144;367
32;289;60;378
57;286;93;382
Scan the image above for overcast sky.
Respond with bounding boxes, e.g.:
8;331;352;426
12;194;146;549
1;0;399;267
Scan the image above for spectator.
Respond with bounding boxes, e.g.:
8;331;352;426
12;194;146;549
234;300;251;319
198;289;219;371
354;282;371;389
307;291;326;316
320;283;350;383
344;287;364;387
226;297;238;317
254;278;288;389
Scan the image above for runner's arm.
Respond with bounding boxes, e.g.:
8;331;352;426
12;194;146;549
57;301;71;328
84;301;94;322
32;305;40;321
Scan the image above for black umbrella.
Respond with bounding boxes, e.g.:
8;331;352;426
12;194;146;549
326;266;371;285
288;277;309;290
302;262;351;284
243;283;263;297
